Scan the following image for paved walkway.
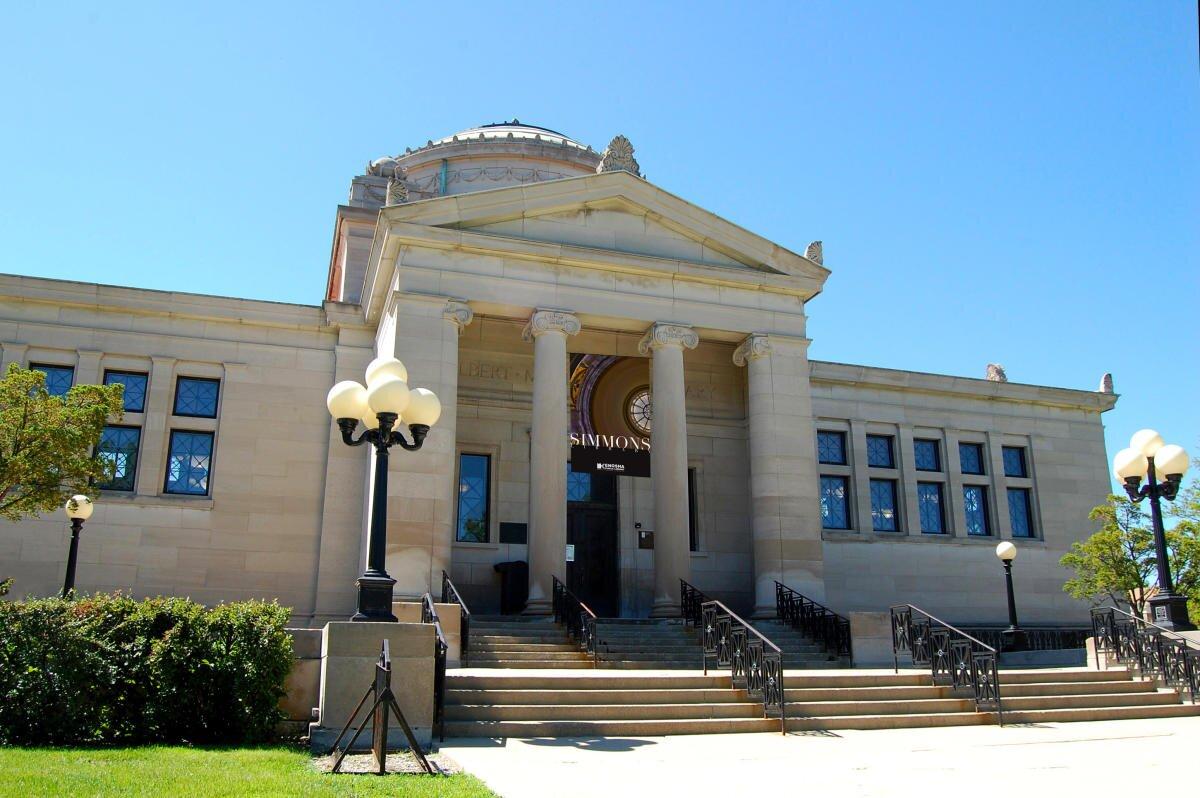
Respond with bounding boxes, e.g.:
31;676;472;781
442;716;1200;797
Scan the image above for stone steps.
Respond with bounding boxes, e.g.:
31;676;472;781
443;667;1200;737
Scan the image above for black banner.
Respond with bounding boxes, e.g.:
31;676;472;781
570;445;651;478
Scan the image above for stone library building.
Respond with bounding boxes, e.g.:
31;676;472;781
0;122;1116;627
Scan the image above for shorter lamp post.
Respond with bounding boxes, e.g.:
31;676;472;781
1112;428;1193;631
326;356;441;622
62;494;94;598
995;542;1026;652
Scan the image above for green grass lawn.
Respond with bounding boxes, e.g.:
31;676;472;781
0;745;499;797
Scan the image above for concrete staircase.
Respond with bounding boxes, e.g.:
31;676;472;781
469;617;595;669
443;667;1200;737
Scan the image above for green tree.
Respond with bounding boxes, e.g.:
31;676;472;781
0;364;124;522
1062;484;1200;618
1061;495;1156;616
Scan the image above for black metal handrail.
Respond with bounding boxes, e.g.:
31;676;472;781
958;625;1091;652
552;575;601;665
681;578;706;627
891;604;1003;723
775;580;852;659
1091;606;1199;704
440;570;471;667
681;579;786;733
420;593;448;741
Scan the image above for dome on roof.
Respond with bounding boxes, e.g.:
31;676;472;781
428;120;592;152
350;122;641;209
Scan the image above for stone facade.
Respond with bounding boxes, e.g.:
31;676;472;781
0;123;1117;627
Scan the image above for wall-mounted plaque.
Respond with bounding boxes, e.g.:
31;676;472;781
499;522;527;544
638;529;654;549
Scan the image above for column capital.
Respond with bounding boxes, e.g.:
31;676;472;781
732;334;772;367
442;300;474;333
638;323;698;355
522;309;580;342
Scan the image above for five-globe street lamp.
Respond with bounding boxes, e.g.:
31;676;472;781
1112;428;1193;631
327;356;442;622
62;494;94;598
995;542;1026;652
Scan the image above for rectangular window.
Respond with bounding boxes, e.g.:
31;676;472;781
97;425;141;492
1008;488;1034;538
1002;446;1028;478
869;478;899;531
456;453;490;543
688;467;699;552
817;431;847;465
31;363;74;396
866;435;895;468
820;476;850;530
165;430;214;495
963;485;991;536
917;482;945;534
173;377;220;418
104;370;149;413
914;439;941;471
959;442;985;475
567;464;592;503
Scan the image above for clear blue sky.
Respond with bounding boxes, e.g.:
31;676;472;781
2;2;1197;488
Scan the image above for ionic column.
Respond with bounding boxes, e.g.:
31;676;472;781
639;323;698;617
522;309;580;614
734;333;825;616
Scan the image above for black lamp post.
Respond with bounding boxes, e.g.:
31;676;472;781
327;357;442;623
1113;429;1193;631
994;542;1026;652
62;494;94;597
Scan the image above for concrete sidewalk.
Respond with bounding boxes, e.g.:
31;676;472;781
441;716;1200;798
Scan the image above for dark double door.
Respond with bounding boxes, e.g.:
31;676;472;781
566;469;620;618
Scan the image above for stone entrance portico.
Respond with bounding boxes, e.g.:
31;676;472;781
346;157;832;619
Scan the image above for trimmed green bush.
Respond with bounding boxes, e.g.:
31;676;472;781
0;593;293;746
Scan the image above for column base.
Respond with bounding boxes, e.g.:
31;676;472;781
522;599;553;616
650;598;681;618
1000;627;1028;653
1148;593;1195;632
351;573;398;623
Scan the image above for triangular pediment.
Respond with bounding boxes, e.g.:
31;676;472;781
377;171;829;284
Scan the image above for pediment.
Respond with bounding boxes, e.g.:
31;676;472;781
377;171;829;284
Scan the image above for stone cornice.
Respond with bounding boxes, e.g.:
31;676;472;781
0;273;330;333
638;323;698;354
362;171;829;324
809;360;1120;413
522;309;581;341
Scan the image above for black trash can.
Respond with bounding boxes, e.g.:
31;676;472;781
493;560;529;615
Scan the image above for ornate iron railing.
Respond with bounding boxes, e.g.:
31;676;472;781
681;579;786;732
891;604;1003;723
440;570;471;667
681;578;705;627
701;599;787;733
958;625;1091;652
1091;606;1199;704
775;580;852;659
552;575;601;665
420;593;448;741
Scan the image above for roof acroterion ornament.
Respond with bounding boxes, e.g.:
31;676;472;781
597;135;640;176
